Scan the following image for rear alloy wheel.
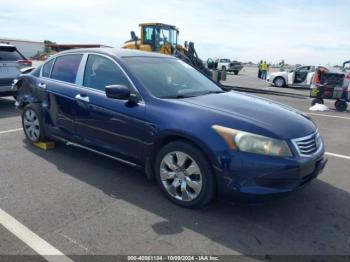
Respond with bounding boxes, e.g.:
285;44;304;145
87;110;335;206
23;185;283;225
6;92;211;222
22;104;45;143
273;77;285;87
155;141;215;208
311;98;324;106
335;100;348;112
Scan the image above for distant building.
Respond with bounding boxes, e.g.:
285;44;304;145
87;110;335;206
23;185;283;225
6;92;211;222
0;37;44;59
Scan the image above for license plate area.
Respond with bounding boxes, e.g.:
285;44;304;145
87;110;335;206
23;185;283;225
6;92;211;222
0;66;19;76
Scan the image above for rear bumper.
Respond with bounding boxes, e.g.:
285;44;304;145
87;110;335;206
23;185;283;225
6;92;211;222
0;86;17;97
0;85;14;93
0;78;15;93
0;78;14;85
228;67;242;72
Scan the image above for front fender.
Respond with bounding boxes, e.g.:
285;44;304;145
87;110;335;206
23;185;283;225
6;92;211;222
150;129;222;170
270;72;288;84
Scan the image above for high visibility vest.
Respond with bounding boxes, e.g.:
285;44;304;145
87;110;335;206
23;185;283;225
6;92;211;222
261;63;268;71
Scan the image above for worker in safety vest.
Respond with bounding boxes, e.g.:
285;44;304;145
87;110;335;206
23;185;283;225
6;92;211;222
260;61;268;80
258;60;263;78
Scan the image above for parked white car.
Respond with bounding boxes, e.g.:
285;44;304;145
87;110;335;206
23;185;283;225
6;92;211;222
267;65;316;88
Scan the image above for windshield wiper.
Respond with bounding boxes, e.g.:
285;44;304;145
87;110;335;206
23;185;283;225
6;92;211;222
162;94;197;99
198;90;225;96
162;90;224;99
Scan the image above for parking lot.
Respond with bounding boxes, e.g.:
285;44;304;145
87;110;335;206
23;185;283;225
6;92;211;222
1;67;350;259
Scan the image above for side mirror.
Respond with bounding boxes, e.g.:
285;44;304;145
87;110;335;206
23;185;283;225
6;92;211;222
105;85;139;103
105;85;130;100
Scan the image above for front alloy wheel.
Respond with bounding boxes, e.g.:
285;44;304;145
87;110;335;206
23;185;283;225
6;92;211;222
160;151;203;202
155;141;216;208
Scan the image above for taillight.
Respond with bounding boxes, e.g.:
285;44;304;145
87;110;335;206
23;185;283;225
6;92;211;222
313;72;321;84
346;73;350;80
17;60;32;66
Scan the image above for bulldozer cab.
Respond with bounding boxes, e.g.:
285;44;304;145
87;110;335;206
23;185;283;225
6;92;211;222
126;23;178;55
122;22;216;82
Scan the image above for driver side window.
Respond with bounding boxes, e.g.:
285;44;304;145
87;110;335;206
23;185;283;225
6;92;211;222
83;55;130;92
297;66;311;72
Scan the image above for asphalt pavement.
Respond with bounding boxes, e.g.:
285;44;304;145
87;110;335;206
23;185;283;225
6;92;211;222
1;67;350;260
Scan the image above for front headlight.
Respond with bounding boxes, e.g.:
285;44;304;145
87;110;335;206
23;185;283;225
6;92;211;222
212;125;293;157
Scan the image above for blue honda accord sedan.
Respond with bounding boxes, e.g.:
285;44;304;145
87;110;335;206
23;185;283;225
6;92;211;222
15;48;327;208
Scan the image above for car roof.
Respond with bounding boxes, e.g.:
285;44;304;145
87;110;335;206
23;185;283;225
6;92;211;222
0;43;16;48
57;48;176;59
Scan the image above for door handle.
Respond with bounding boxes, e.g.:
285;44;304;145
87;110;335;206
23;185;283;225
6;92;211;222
37;83;46;89
75;94;90;103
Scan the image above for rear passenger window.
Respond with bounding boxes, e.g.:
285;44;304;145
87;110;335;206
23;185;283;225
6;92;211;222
83;55;130;91
42;59;54;77
51;54;82;84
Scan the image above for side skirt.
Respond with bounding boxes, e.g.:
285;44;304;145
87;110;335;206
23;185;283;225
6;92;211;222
52;135;142;168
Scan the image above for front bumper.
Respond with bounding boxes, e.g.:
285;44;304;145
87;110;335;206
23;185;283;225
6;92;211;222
215;149;327;199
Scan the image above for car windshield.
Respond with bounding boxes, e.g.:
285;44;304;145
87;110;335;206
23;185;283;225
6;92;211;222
220;59;230;63
343;62;350;73
124;57;222;98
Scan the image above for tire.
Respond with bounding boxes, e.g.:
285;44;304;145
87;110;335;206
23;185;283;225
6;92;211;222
335;100;348;112
21;103;46;143
233;71;238;75
311;98;324;106
335;100;339;108
273;77;286;87
155;140;216;208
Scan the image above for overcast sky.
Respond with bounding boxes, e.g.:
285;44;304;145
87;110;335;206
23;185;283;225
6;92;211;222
1;0;349;65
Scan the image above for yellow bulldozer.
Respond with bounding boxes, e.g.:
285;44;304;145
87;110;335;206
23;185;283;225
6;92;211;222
122;23;178;55
121;23;218;80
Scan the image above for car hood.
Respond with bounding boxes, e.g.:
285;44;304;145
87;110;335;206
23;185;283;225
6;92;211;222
179;91;316;140
269;71;288;77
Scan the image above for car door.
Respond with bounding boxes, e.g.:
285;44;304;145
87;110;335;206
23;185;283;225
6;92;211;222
293;66;311;85
41;54;83;140
74;54;146;164
287;70;295;85
306;66;316;85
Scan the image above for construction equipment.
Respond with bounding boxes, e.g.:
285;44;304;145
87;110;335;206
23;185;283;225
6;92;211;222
122;23;217;81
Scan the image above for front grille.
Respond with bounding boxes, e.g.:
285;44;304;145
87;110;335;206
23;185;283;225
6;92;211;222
292;132;321;157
